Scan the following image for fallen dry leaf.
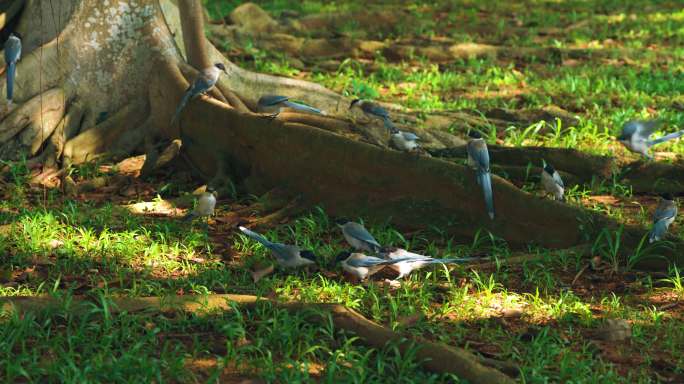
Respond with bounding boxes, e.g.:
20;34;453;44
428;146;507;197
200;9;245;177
251;265;275;283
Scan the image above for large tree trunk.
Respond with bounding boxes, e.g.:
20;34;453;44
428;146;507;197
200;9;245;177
0;0;681;268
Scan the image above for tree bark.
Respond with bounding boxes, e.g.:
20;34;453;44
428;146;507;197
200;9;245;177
0;0;680;267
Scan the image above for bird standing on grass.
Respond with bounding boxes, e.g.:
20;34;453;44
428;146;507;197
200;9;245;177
541;160;565;201
335;251;413;281
171;63;227;124
379;247;478;280
4;32;21;104
617;120;684;159
239;226;317;269
256;95;323;116
649;194;677;243
467;130;495;219
183;187;216;223
336;220;382;252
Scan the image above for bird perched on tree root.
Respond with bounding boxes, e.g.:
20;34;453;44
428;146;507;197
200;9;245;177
388;125;421;153
4;32;22;104
467;130;495;219
541;160;565;202
649;194;677;243
349;99;397;130
617;120;684;159
256;95;323;116
171;63;227;124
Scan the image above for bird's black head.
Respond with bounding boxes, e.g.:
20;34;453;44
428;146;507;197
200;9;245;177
9;32;21;40
616;132;629;141
333;218;350;226
661;193;674;201
543;163;555;175
349;99;361;109
335;251;351;263
206;186;216;193
214;63;227;73
468;130;483;139
379;246;398;253
300;250;317;262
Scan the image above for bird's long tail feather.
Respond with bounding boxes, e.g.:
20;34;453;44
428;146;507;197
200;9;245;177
283;101;322;114
239;226;274;248
478;171;495;219
648;130;684;146
7;61;16;102
436;257;481;264
171;90;192;125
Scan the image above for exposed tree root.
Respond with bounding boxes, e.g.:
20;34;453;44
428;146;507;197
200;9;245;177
0;0;24;32
430;145;684;195
0;294;516;384
621;161;684;195
0;88;65;159
63;102;148;163
430;145;615;180
140;138;182;177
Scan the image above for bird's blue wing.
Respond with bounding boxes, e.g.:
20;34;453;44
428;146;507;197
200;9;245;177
4;37;20;63
621;121;638;137
552;171;564;188
5;38;20;102
383;117;396;131
258;95;289;107
347;255;387;268
467;141;490;172
624;120;658;138
171;75;214;124
345;223;381;247
653;205;676;223
385;248;428;261
191;76;213;95
283;100;322;114
402;132;420;141
349;256;419;267
365;103;390;118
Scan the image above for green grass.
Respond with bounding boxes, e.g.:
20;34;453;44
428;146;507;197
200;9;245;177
1;159;683;382
215;0;684;157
